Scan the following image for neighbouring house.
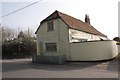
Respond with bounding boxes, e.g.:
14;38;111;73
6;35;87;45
35;10;118;61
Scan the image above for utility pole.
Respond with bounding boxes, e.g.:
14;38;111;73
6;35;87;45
2;27;5;43
28;28;30;37
18;37;20;55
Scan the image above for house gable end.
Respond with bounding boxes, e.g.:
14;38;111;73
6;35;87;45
35;10;69;34
35;10;61;34
41;10;60;23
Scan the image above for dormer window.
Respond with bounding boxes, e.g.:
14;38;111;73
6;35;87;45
47;21;54;31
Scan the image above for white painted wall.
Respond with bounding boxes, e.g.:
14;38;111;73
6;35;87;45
70;41;118;61
36;18;71;60
69;29;108;42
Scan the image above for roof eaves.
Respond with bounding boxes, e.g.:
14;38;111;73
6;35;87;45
35;24;41;34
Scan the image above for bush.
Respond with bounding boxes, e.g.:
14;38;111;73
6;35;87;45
2;34;37;59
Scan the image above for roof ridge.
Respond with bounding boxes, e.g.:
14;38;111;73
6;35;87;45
57;11;106;37
57;11;84;23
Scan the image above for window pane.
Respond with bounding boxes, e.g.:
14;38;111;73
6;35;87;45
45;43;57;52
47;22;54;31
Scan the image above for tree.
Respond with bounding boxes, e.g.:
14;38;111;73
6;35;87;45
2;27;16;42
23;28;36;37
113;37;120;42
17;31;36;55
2;29;37;59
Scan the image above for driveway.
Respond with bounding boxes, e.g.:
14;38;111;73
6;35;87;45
2;58;118;78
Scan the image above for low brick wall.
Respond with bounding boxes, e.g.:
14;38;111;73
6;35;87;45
32;55;66;64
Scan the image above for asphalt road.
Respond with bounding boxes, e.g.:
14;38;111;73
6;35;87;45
2;58;118;78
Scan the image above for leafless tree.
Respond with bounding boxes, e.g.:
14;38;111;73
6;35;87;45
2;27;17;42
23;28;36;37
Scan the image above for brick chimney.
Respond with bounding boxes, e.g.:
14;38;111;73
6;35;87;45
85;14;90;25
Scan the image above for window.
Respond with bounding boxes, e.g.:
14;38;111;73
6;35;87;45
47;21;54;31
45;43;57;52
72;37;87;42
78;39;87;42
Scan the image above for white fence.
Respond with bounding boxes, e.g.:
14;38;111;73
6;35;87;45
70;41;118;61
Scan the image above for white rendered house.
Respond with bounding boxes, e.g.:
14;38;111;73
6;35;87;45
35;10;116;61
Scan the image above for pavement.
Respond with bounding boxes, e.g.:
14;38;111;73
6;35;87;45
2;58;119;78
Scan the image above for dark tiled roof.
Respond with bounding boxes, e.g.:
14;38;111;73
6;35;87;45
35;10;107;37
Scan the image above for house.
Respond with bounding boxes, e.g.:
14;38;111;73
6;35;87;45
35;10;114;61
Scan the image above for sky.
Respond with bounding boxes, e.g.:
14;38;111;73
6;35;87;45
1;0;119;39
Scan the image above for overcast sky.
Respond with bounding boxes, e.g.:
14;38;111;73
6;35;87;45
1;0;119;39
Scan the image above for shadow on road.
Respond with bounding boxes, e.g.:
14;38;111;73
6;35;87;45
106;58;118;72
2;58;117;73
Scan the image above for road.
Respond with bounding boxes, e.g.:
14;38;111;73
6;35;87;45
2;58;118;78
